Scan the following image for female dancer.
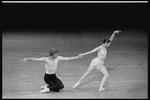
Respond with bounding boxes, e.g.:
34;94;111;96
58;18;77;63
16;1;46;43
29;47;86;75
73;30;121;91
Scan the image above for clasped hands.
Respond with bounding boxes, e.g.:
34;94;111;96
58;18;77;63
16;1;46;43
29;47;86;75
77;53;83;59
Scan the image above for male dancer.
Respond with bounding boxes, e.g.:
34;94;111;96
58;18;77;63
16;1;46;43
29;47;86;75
21;48;80;93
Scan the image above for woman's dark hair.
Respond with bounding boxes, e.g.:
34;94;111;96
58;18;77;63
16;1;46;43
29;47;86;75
103;39;111;44
49;48;58;56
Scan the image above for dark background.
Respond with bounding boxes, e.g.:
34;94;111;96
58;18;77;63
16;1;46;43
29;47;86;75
2;3;148;32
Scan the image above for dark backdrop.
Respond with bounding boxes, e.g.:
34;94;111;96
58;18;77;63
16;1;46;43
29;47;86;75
2;3;148;32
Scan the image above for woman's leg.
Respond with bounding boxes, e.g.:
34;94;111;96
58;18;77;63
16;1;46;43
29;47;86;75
99;66;109;91
73;65;95;89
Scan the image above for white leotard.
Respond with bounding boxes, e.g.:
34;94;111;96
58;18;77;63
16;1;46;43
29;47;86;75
91;45;107;70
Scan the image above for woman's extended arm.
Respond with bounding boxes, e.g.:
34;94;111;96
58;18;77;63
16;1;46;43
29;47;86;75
81;46;101;56
109;30;121;41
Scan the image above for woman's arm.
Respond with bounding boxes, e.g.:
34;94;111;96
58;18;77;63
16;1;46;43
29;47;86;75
109;30;121;41
81;46;101;56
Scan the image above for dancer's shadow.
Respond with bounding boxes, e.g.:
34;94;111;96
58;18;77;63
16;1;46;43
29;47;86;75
76;63;121;88
107;63;122;74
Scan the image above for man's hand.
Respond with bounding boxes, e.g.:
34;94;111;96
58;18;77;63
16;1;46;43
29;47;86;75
114;30;121;34
78;53;83;59
21;58;27;63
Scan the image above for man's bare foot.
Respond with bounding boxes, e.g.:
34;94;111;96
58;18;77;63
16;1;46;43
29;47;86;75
99;87;105;92
73;82;79;89
40;87;50;93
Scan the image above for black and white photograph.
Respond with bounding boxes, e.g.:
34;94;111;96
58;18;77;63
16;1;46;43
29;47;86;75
2;1;148;99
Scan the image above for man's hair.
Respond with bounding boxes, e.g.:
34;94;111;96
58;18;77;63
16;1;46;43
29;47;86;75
103;39;111;44
49;48;58;56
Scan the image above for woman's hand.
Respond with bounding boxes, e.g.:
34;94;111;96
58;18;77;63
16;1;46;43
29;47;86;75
114;30;121;34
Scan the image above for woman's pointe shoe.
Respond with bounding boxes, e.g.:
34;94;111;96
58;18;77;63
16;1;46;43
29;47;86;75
99;87;105;92
73;82;79;89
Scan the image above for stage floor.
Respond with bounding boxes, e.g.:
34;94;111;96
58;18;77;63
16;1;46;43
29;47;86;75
2;29;148;98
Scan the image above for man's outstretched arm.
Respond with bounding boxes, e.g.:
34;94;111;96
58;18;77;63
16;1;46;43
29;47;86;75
21;57;44;63
58;55;80;61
